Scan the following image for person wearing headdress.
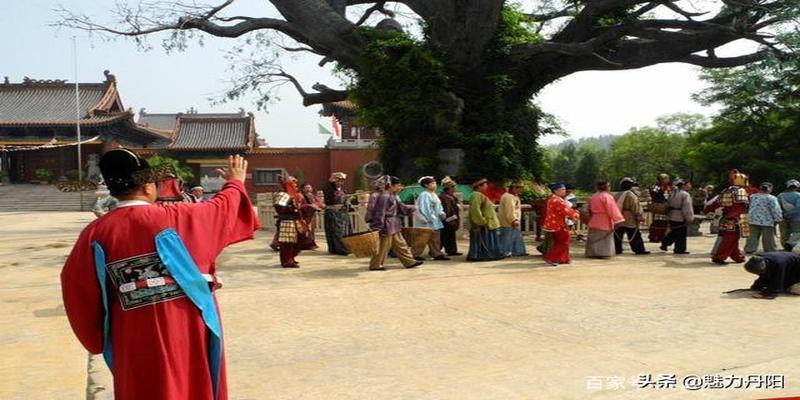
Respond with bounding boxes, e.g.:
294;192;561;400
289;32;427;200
613;177;649;255
156;171;185;205
586;180;625;258
322;172;352;255
438;176;462;256
542;182;580;266
777;179;800;249
704;169;750;264
367;176;423;270
299;183;323;250
744;253;800;299
412;176;450;260
647;173;672;242
274;176;319;268
744;182;782;254
660;179;694;254
466;178;506;261
60;150;259;400
498;182;528;257
188;185;207;203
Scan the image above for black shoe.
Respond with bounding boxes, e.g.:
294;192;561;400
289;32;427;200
634;251;651;255
414;256;425;261
448;252;463;256
282;263;300;268
406;261;423;268
433;255;451;261
659;244;668;251
712;259;727;265
674;251;690;255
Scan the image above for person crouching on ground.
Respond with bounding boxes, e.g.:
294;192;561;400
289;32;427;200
413;176;450;261
745;253;800;299
367;176;424;271
542;183;580;266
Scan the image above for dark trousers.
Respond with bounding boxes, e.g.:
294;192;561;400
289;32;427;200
614;226;646;254
441;223;459;255
661;221;687;252
279;242;300;266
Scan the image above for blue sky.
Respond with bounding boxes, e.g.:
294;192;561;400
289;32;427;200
2;1;729;147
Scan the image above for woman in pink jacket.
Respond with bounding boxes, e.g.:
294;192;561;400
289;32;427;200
586;180;625;258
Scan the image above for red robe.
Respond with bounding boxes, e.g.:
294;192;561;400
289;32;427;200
61;180;259;400
542;195;580;264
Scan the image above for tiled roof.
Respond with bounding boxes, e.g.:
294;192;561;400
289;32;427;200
137;112;178;131
0;76;123;127
169;116;253;151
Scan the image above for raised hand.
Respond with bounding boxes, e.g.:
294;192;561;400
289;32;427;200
216;155;248;183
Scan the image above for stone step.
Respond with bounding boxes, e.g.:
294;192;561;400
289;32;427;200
0;184;96;212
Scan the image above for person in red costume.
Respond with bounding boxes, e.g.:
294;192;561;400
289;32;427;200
273;176;319;268
61;150;259;400
542;182;581;266
647;173;672;242
704;169;750;264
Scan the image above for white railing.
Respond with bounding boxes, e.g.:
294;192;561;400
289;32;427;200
256;194;670;241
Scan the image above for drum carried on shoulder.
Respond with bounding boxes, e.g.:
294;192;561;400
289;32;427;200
341;230;380;258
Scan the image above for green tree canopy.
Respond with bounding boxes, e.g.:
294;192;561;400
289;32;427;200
687;34;800;189
602;127;689;188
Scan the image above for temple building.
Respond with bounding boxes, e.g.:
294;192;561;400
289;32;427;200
0;71;168;182
0;71;378;194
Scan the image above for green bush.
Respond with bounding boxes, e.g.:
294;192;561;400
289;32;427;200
146;154;194;182
34;168;54;182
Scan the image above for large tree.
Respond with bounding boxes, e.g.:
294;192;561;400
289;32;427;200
686;33;800;189
56;0;799;180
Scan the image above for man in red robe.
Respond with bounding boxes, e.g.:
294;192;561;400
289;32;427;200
704;169;750;265
61;150;259;400
542;183;580;266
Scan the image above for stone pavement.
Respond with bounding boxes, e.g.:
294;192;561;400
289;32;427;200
1;212;798;399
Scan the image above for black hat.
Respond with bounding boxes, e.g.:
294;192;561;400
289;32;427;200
99;149;153;195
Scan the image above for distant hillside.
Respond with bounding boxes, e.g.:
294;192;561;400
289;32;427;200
547;134;619;150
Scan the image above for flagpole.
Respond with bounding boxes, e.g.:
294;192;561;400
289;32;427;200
73;36;84;211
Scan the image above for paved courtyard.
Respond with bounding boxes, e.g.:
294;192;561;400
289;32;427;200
0;211;798;399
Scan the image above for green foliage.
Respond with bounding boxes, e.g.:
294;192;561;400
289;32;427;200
354;164;368;192
0;169;7;180
66;169;80;181
492;3;541;55
687;38;800;189
146;154;194;182
292;168;305;184
348;27;453;178
518;180;549;203
602;127;690;187
655;113;709;136
34;168;54;182
343;5;555;182
574;146;603;191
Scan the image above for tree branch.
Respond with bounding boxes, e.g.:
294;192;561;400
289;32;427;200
273;71;349;106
